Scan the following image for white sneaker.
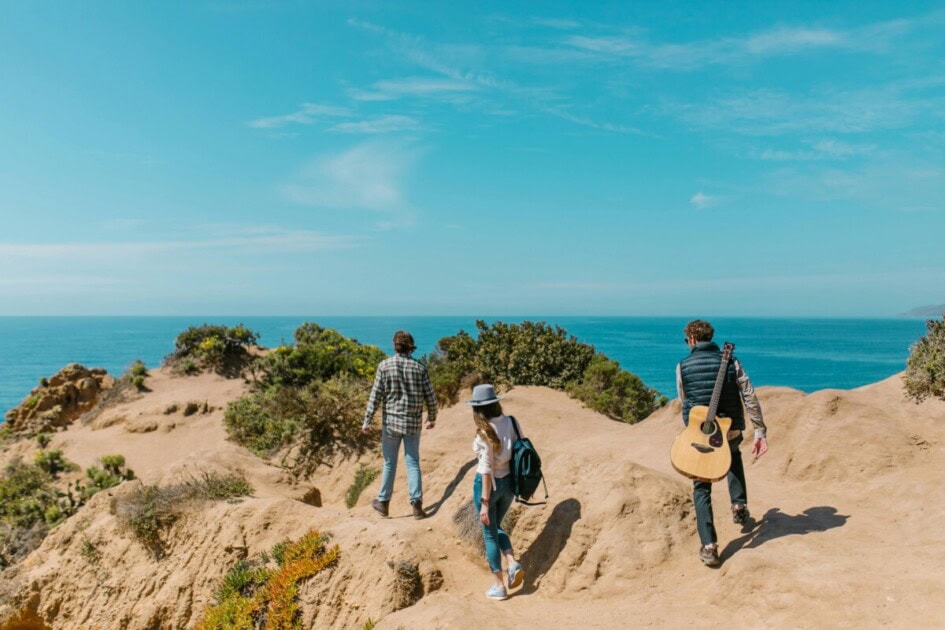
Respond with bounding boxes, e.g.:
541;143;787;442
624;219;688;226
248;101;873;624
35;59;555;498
485;584;508;601
507;562;524;589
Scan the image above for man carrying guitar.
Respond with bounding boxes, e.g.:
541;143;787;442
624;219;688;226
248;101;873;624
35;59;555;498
677;320;768;566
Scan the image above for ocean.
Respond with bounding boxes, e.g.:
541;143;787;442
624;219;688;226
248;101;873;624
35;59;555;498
0;316;928;419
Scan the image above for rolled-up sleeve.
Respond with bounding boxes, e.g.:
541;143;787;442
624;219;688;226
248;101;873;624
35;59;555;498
472;437;493;476
733;358;767;439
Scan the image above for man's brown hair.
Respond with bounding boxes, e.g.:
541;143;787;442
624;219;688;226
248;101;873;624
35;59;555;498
393;330;416;354
684;320;715;342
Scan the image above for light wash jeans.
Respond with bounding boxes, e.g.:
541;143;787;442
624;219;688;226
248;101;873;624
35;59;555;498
473;473;515;573
377;425;422;503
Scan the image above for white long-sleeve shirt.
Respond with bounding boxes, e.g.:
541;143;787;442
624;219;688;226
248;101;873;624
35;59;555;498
471;415;519;481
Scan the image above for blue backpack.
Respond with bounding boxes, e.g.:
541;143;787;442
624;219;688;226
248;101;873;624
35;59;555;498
509;416;549;504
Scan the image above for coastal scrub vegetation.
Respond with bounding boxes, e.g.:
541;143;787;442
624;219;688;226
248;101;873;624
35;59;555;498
423;320;666;422
197;530;340;630
113;470;252;557
345;464;380;508
0;453;134;568
165;324;260;378
905;315;945;403
224;323;380;477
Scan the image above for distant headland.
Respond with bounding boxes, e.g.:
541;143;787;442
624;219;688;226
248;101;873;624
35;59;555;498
900;304;945;318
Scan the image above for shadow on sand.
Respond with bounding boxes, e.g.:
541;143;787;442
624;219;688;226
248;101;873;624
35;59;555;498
424;458;477;518
720;506;850;563
518;498;582;595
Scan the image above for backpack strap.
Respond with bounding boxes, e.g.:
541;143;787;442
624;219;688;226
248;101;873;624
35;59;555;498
509;416;522;441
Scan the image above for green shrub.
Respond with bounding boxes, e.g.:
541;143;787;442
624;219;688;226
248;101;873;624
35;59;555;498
35;433;52;449
567;355;667;423
423;320;664;420
475;320;596;388
421;331;479;406
83;454;135;500
39;377;49;388
129;360;149;378
279;375;372;478
0;460;57;567
227;376;371;477
345;464;380;508
100;454;126;474
24;394;39;410
33;449;73;477
258;323;386;388
224;387;300;456
166;323;260;377
905;316;945;403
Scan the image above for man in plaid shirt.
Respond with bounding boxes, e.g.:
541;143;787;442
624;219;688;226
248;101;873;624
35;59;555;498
362;330;437;519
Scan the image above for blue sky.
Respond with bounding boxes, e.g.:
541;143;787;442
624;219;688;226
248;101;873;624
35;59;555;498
1;1;943;316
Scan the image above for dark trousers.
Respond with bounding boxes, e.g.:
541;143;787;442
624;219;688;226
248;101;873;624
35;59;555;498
693;436;747;546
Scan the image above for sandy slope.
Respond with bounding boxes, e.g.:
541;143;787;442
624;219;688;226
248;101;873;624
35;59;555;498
2;369;944;629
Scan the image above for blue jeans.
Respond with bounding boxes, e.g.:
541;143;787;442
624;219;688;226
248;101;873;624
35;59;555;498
377;426;422;503
693;435;747;545
473;473;515;573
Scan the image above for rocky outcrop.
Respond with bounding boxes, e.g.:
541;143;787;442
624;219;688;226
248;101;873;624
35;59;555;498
4;364;113;433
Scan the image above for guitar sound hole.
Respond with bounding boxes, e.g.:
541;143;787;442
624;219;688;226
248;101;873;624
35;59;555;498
700;421;716;436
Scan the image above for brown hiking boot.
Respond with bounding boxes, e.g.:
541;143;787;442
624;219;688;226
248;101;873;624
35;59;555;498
411;500;426;520
372;499;389;518
732;504;750;525
699;544;720;567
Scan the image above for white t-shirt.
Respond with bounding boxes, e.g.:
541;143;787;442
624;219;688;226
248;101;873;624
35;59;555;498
472;415;520;480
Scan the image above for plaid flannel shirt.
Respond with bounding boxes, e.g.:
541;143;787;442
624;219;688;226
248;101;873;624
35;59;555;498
362;353;438;435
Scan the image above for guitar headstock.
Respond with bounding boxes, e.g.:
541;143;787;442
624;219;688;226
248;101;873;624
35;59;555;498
721;342;735;359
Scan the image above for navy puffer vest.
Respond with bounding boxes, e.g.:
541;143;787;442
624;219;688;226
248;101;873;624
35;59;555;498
679;341;745;431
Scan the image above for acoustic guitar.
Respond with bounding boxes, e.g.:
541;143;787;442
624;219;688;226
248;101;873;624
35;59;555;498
670;342;735;482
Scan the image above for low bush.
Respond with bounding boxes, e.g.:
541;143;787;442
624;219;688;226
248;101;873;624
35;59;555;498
224;387;300;456
33;449;74;478
83;454;135;499
345;464;380;508
197;530;340;630
165;324;260;378
567;355;668;423
226;376;371;477
35;433;52;449
258;323;385;388
905;315;945;403
113;471;252;557
424;320;664;422
0;460;58;567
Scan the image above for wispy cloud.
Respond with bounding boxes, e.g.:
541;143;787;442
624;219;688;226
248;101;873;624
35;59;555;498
346;18;632;134
532;17;581;30
248;103;351;129
348;76;479;101
689;192;717;209
331;114;423;134
560;14;943;70
670;83;945;136
0;228;357;260
757;138;877;161
280;141;422;216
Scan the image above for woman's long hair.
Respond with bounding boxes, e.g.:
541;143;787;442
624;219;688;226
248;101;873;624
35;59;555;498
472;401;503;452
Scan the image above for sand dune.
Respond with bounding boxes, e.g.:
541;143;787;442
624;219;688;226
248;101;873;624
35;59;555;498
2;369;944;629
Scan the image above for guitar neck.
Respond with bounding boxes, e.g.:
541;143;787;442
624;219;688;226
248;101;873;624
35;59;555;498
705;345;733;421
